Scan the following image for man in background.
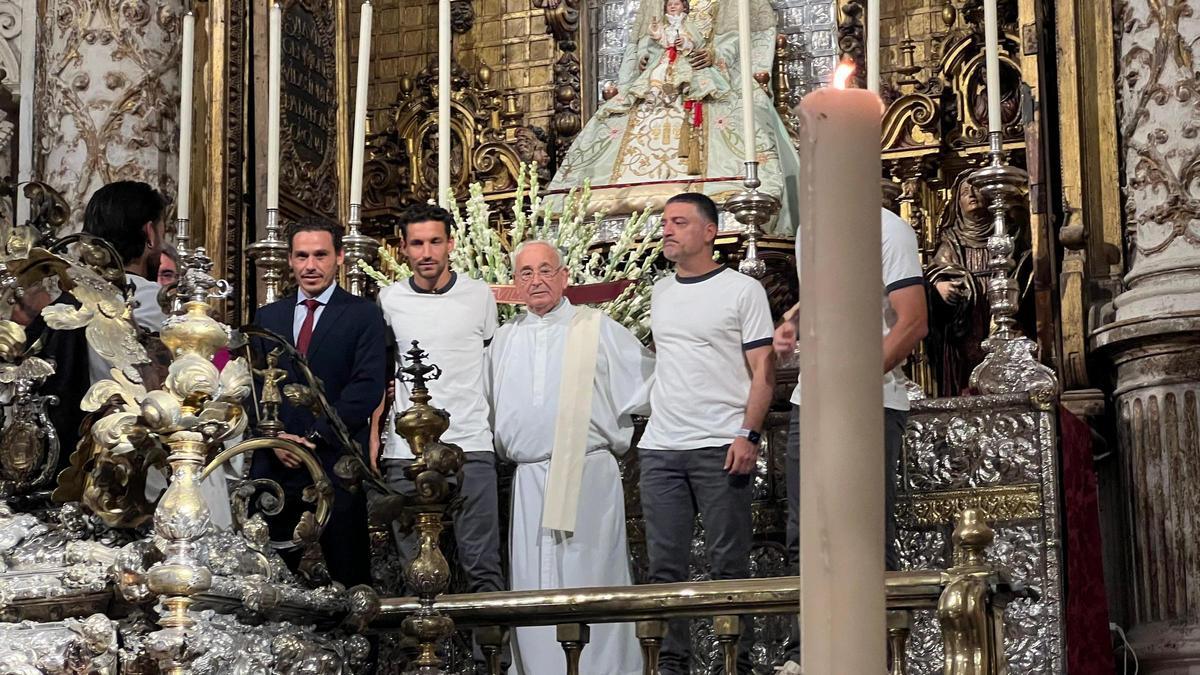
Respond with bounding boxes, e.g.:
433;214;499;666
771;207;928;673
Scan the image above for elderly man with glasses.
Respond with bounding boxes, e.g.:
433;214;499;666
487;240;654;675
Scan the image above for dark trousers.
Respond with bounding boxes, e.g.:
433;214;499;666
783;405;907;662
383;452;508;668
253;452;371;588
639;446;754;674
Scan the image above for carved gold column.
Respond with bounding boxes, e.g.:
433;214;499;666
1091;0;1200;669
34;0;186;229
534;0;583;163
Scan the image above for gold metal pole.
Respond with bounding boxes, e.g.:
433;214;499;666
636;620;667;675
713;614;741;674
556;623;590;675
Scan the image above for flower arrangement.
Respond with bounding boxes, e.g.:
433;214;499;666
359;163;662;340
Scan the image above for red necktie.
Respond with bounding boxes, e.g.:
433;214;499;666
296;298;321;355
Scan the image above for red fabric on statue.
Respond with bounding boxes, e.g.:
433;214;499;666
1059;406;1114;675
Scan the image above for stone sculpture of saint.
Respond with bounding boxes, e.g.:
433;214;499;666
925;170;1034;396
546;0;800;232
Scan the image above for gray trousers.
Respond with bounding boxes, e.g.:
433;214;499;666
382;452;508;668
783;405;908;662
639;446;754;674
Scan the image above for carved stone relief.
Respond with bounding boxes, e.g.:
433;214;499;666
1097;0;1200;669
0;0;19;223
34;0;185;230
1114;0;1200;320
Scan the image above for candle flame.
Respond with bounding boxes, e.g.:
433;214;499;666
832;60;856;90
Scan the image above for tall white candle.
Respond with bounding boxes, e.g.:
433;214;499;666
982;0;1002;132
177;11;195;218
794;63;885;675
350;0;373;207
267;1;283;210
437;0;451;206
737;0;756;165
866;0;880;92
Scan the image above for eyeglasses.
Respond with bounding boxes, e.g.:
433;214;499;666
517;266;563;283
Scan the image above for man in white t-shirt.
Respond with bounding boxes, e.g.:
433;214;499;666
638;193;775;675
372;204;505;669
772;207;928;671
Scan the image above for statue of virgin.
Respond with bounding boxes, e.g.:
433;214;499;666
546;0;800;232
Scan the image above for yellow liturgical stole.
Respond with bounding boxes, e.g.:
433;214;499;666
542;306;603;534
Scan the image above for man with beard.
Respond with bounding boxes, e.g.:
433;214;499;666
372;204;505;670
637;192;775;674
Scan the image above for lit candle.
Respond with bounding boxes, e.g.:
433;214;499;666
982;0;1002;132
177;10;195;218
866;0;880;92
737;0;756;165
437;0;451;206
794;62;885;675
267;1;283;211
349;0;373;207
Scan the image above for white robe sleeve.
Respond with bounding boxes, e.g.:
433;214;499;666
598;316;655;455
485;322;511;460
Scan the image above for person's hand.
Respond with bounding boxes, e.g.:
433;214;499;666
725;437;758;475
773;320;797;358
640;53;651;70
936;279;966;303
274;433;315;469
688;48;713;69
674;36;684;49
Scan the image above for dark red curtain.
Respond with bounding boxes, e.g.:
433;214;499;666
1059;406;1115;674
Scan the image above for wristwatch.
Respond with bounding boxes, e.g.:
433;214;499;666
737;428;762;445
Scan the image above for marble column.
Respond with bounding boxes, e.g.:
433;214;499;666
1092;0;1200;669
33;0;185;231
0;0;20;225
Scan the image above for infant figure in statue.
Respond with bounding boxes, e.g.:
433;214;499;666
631;0;723;102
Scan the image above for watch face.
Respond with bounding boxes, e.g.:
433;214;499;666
747;430;761;444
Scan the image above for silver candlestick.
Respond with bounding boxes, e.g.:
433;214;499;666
967;131;1057;406
247;207;290;305
174;217;191;262
725;161;780;278
343;203;381;296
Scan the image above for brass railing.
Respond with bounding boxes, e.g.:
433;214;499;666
373;508;1025;675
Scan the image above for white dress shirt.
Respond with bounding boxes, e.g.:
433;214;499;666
292;283;338;344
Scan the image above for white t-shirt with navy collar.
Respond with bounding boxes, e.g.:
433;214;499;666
790;208;924;411
639;265;774;450
378;272;498;459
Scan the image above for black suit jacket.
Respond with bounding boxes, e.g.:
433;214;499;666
248;285;387;490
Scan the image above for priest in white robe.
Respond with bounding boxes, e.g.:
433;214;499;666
488;240;653;675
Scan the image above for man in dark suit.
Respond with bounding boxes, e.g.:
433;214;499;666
249;217;386;587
